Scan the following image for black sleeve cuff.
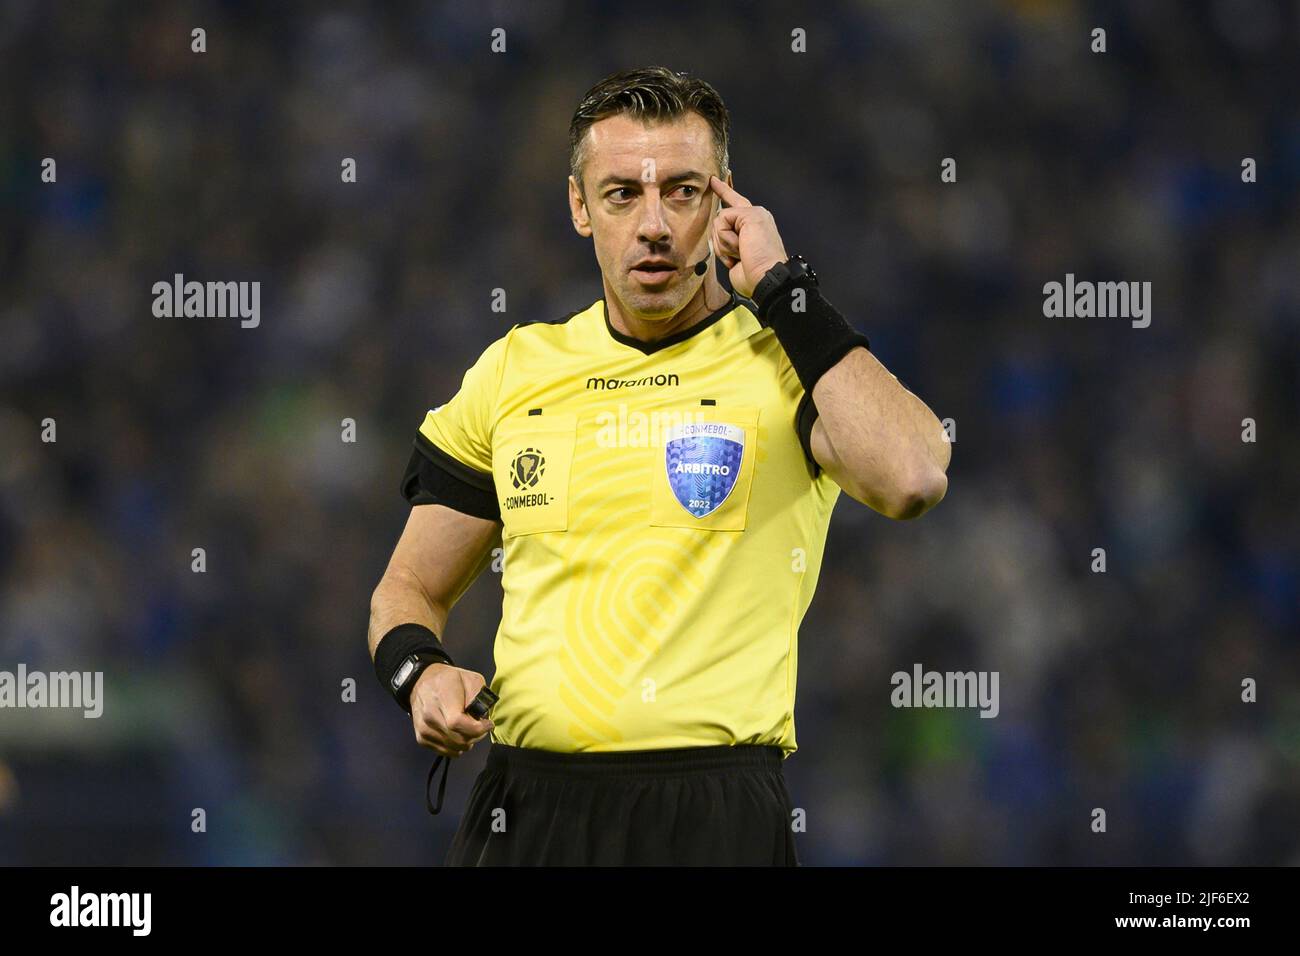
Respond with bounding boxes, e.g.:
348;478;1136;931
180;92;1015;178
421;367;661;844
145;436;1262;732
764;285;870;396
401;434;501;521
795;391;822;479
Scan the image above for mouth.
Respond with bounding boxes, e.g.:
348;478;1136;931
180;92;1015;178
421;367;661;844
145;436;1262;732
630;261;678;286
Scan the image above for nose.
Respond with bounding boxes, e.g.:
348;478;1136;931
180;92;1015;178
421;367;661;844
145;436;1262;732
636;190;671;245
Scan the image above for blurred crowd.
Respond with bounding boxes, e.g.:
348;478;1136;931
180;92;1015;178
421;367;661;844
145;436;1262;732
1;0;1296;865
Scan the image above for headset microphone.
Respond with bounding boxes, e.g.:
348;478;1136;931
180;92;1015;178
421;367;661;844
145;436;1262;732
691;198;722;276
690;236;715;276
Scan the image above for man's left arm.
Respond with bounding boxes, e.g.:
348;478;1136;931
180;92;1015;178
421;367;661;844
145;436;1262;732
708;174;950;520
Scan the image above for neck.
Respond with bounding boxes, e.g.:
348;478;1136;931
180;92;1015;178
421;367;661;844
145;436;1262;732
603;271;731;343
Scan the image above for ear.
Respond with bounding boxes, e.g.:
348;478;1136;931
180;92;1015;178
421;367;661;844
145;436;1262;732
568;175;592;238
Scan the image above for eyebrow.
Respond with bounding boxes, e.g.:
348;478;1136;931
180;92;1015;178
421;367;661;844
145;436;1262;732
594;170;710;192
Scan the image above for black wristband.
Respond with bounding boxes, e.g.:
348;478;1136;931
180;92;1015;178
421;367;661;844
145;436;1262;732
374;623;455;713
760;284;870;395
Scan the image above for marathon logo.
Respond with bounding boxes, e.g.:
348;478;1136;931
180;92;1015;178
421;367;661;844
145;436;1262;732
586;373;679;390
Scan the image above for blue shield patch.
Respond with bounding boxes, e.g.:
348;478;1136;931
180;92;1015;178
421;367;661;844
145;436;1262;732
664;422;745;518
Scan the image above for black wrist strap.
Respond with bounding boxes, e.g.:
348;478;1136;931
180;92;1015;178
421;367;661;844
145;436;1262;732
373;622;455;712
760;284;870;395
427;755;450;815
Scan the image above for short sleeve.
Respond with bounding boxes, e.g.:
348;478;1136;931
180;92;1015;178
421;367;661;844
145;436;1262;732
401;333;510;518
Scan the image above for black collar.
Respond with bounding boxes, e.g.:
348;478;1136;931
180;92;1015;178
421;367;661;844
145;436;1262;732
601;290;739;355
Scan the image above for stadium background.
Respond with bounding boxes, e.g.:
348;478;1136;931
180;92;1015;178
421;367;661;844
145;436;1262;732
1;0;1297;865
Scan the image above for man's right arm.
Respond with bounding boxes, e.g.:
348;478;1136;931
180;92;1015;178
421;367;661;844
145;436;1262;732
368;503;500;655
369;503;502;755
376;331;510;754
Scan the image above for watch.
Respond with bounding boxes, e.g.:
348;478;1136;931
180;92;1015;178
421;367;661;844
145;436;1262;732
751;254;818;319
390;650;451;713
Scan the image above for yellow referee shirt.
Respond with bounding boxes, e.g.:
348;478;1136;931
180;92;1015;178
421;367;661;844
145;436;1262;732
402;290;847;757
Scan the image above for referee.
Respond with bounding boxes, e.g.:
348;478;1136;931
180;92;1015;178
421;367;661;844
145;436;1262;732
368;67;951;866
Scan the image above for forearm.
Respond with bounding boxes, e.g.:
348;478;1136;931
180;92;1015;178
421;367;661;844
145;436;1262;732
368;506;501;659
367;564;448;660
815;346;950;471
812;346;949;515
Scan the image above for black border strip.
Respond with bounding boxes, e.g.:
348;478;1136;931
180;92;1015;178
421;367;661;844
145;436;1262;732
601;290;739;355
401;434;500;521
795;391;822;478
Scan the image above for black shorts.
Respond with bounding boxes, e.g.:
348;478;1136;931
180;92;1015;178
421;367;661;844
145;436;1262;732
444;742;801;866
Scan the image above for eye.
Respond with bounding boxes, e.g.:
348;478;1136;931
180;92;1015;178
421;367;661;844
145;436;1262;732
608;187;635;201
675;185;699;198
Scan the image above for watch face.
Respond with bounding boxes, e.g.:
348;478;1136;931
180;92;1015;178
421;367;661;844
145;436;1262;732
392;658;416;690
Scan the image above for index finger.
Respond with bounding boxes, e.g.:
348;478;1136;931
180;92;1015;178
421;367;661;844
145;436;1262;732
710;174;751;208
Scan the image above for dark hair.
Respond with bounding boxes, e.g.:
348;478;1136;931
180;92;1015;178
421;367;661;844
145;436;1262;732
569;66;730;198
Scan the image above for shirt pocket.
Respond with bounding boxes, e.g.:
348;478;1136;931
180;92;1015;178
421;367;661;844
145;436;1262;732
648;404;760;532
491;412;578;538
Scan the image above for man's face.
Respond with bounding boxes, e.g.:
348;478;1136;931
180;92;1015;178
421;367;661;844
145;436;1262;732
569;112;723;320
